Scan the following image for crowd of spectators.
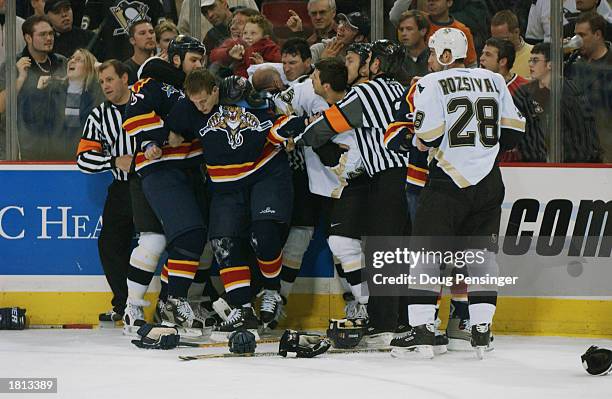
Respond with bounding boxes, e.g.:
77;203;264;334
0;0;609;162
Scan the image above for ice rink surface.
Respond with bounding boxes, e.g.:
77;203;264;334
1;329;610;399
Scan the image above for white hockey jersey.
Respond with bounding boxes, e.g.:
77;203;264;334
413;68;525;188
273;79;365;198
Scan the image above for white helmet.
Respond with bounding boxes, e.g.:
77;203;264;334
428;28;468;66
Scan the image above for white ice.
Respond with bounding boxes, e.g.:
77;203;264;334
0;329;610;399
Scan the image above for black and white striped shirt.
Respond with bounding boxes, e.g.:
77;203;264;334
76;101;134;181
298;76;409;176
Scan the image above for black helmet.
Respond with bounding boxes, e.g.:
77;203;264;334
167;35;206;65
219;75;268;108
370;39;404;77
346;42;372;67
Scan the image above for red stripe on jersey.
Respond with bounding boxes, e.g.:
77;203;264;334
220;266;251;290
407;164;428;186
206;142;279;182
258;254;282;278
507;74;529;96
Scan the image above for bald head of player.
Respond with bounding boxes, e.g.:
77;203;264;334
251;67;287;93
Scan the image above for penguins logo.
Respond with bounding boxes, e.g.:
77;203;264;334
207;106;262;150
110;1;151;36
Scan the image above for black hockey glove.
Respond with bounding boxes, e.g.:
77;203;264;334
314;142;348;167
278;330;331;358
0;307;26;330
131;324;181;350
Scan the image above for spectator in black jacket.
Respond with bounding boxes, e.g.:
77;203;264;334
45;0;98;59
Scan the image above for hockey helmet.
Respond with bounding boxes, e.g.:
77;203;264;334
228;330;257;354
581;346;612;376
219;75;268;108
369;39;404;77
428;27;468;66
326;318;365;349
346;42;373;67
278;330;332;358
168;35;207;65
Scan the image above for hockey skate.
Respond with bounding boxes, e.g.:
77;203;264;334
447;317;494;352
122;298;148;336
153;298;165;324
161;296;210;340
471;323;492;360
433;317;448;355
363;325;394;348
188;297;221;327
259;290;285;329
390;323;435;359
343;292;358;319
99;310;123;322
210;306;260;341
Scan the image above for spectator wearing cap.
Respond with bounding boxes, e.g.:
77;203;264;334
287;0;337;46
201;0;233;51
45;0;97;59
490;10;533;80
395;10;430;86
310;11;369;64
176;0;258;38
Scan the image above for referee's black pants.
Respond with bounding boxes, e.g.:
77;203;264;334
365;167;410;332
98;180;134;315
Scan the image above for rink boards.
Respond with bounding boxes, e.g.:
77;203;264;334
0;163;611;336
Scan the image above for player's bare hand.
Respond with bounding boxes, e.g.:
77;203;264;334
115;155;133;172
229;44;245;60
416;137;428;152
16;57;31;80
36;76;51;90
285;137;295;152
249;52;264;64
168;131;184;147
144;144;162;160
410;76;422;86
286;10;303;32
321;39;343;59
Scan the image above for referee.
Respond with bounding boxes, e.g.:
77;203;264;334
76;60;134;322
296;40;410;346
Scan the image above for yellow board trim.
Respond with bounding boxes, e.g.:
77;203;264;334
2;292;612;337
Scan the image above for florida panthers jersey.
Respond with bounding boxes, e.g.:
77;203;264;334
413;68;525;188
122;78;203;176
167;99;302;191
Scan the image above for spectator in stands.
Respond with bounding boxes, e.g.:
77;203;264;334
287;0;337;45
45;0;97;59
389;0;489;55
201;0;233;51
81;0;166;61
480;37;545;162
123;20;156;85
0;15;68;159
30;0;45;17
176;0;258;38
568;12;612;161
564;0;612;41
155;20;179;59
0;0;27;64
310;11;369;64
395;10;429;86
490;9;533;80
35;48;103;159
229;14;280;77
281;38;314;82
524;42;602;162
526;0;612;43
208;6;259;76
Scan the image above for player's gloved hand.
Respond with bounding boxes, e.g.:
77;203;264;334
314;142;348;167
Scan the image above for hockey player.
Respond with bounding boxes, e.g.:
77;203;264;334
166;71;303;334
389;28;525;359
122;35;208;333
290;40;410;347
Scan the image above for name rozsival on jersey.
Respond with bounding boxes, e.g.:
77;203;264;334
437;76;501;95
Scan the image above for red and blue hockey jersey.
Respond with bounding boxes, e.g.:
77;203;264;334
122;77;203;176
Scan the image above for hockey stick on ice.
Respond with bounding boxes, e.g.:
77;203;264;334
178;337;281;348
178;347;392;360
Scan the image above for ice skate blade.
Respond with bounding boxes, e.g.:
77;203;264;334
122;325;142;337
209;329;260;342
160;321;212;339
390;345;434;359
474;346;485;360
99;320;121;329
433;345;447;355
448;338;473;352
364;332;394;348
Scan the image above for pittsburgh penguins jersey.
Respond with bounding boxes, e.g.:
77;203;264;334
273;79;366;198
167;99;301;191
122;77;203;176
413;68;525;188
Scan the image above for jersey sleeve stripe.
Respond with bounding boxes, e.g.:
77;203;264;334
416;124;446;141
432;148;472;188
384;121;413;146
123;111;164;135
324;104;352;133
500;117;526;131
76;138;103;155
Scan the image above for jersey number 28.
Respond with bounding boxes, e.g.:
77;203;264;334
447;97;499;148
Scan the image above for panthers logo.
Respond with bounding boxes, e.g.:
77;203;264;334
205;106;264;149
